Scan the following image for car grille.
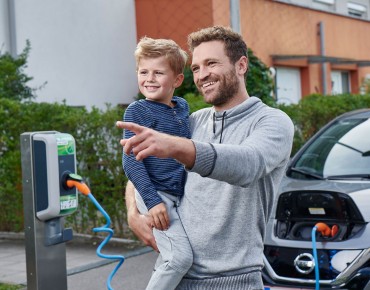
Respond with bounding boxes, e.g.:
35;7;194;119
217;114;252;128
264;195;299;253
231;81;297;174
264;246;340;280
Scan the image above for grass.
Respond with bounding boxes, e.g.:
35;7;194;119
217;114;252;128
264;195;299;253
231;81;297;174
0;284;23;290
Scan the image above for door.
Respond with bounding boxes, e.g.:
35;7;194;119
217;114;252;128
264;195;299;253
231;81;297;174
276;67;301;105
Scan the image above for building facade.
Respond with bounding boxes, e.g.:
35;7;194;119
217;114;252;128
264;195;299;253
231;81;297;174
1;0;370;107
136;0;370;104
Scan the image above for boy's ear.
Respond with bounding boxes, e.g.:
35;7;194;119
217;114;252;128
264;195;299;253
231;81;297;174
174;73;185;88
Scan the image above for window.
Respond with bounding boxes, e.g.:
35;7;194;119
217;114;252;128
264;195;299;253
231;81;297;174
331;71;350;95
314;0;335;5
293;117;370;178
347;2;367;18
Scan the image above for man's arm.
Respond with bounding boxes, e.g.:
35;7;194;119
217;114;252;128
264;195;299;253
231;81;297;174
125;181;159;252
117;121;196;169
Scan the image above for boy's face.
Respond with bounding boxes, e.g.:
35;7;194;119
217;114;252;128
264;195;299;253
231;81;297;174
137;56;183;106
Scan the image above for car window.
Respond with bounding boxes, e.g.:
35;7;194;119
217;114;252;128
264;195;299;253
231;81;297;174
293;118;370;178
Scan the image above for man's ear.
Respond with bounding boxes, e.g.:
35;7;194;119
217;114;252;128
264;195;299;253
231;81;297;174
174;73;185;88
236;56;248;76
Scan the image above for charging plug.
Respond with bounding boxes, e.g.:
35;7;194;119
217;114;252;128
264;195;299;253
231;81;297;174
63;173;91;195
315;222;339;238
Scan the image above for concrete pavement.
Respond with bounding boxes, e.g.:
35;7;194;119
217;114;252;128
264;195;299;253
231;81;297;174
0;232;159;290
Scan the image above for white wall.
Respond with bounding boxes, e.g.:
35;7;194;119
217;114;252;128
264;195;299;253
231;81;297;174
9;0;138;109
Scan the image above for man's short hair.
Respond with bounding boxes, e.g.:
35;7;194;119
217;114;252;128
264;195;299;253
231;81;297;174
187;26;248;65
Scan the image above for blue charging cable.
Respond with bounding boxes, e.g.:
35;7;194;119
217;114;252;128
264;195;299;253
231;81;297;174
87;192;125;290
66;177;125;290
312;226;320;290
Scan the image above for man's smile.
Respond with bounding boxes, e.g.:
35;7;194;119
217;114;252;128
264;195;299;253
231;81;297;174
202;81;217;88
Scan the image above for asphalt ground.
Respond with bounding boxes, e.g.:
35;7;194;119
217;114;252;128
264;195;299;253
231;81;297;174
0;232;158;290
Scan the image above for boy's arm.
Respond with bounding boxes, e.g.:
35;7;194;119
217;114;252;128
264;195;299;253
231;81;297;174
118;121;196;168
125;181;159;252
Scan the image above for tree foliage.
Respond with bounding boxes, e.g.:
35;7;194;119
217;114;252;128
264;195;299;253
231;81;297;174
0;40;37;101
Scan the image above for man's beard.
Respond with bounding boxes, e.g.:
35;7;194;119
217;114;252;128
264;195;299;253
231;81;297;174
198;68;239;106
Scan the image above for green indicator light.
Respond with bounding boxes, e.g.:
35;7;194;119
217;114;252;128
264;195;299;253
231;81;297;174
68;173;83;181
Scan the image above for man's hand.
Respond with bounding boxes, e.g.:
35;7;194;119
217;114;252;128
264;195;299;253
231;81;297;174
128;209;159;252
116;121;196;168
117;121;173;161
125;181;159;252
149;203;170;231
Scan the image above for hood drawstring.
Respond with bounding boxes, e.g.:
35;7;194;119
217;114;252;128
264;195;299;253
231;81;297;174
213;113;216;134
213;111;227;143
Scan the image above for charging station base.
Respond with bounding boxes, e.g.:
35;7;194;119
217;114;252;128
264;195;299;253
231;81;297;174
21;132;69;290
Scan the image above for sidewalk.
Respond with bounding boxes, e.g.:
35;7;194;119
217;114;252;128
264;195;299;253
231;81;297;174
0;232;158;290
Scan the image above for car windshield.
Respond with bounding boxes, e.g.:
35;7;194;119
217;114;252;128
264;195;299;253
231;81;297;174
292;117;370;179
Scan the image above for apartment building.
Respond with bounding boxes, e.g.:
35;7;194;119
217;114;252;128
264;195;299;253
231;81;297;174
136;0;370;104
1;0;369;107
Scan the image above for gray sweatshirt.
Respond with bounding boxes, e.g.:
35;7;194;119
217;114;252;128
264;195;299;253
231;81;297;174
176;97;294;288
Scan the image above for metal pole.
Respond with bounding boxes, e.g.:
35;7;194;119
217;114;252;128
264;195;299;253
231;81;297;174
7;0;17;57
318;21;327;95
21;132;68;290
230;0;241;33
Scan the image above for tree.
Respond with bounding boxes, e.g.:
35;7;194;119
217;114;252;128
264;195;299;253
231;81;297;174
246;48;275;105
0;40;35;101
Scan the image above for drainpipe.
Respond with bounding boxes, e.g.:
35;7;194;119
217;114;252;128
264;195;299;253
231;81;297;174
230;0;241;33
318;21;327;95
7;0;17;57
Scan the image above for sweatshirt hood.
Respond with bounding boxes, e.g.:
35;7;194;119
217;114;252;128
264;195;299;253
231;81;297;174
212;97;262;143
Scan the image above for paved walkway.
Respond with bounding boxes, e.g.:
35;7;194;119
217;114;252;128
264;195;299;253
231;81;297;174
0;232;158;290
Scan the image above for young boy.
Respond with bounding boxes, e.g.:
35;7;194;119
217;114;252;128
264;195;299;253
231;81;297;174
122;37;192;290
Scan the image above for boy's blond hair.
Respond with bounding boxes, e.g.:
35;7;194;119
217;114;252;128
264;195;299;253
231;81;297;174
135;37;188;75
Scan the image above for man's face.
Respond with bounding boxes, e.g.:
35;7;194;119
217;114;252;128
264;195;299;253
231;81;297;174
190;40;239;108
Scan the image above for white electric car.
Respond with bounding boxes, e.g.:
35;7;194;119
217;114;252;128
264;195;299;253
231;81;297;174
263;108;370;290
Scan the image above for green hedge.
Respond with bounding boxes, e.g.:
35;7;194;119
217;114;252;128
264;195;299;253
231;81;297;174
0;99;129;237
1;93;370;235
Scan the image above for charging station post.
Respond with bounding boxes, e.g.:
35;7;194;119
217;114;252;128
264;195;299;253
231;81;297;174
21;131;78;290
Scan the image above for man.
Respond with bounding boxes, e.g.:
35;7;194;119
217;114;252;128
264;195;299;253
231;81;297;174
117;26;294;289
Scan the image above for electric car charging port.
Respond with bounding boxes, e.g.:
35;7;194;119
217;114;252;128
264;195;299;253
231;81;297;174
278;221;344;241
275;191;366;241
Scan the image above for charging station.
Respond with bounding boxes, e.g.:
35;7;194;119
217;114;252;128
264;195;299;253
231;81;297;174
21;131;78;290
21;131;124;290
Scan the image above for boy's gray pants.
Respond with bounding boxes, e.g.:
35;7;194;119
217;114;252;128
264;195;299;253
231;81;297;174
135;191;193;290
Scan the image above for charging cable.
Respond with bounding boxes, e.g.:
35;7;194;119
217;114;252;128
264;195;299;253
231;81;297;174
311;226;320;290
312;222;339;290
66;174;125;290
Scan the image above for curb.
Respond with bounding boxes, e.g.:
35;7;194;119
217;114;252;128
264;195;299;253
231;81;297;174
0;231;139;247
67;246;154;276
